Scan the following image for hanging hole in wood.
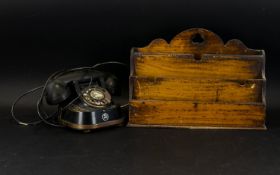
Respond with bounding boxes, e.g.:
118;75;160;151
191;33;205;44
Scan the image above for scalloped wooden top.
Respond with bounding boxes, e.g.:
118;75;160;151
136;28;263;56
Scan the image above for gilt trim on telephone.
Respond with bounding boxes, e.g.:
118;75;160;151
11;61;128;131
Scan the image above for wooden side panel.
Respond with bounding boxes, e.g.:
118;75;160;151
131;77;264;103
129;100;265;128
133;54;263;79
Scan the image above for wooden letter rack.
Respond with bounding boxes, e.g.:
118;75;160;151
129;28;266;129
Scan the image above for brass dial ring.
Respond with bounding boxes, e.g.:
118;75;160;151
81;86;111;108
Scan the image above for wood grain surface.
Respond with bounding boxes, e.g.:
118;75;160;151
131;76;264;103
136;28;263;56
129;28;266;129
133;54;264;79
129;100;265;128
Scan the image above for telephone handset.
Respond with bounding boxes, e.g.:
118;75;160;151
45;69;119;105
11;62;128;131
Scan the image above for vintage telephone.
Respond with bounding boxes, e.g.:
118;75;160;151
11;62;128;131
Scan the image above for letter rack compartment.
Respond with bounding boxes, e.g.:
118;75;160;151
129;28;266;129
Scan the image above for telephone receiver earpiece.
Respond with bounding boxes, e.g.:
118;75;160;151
45;80;72;105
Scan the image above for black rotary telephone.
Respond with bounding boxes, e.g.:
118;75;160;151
11;62;128;131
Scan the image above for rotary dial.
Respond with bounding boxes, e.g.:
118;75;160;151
82;86;111;108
